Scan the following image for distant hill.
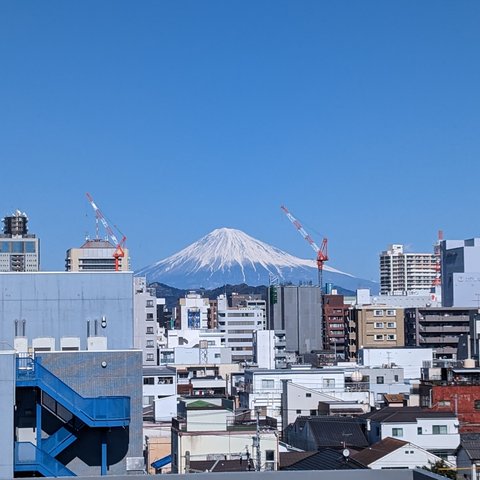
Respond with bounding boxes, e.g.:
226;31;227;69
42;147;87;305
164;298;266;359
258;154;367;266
137;227;378;294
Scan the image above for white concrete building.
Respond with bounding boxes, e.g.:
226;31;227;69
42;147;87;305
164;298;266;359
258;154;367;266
239;368;370;431
134;276;159;365
142;367;178;422
171;398;279;473
178;292;210;330
352;437;453;470
217;294;265;363
380;244;436;295
253;330;287;369
358;348;434;380
364;407;459;464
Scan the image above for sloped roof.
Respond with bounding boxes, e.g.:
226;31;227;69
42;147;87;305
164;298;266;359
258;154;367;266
384;394;405;404
186;400;223;410
304;416;369;449
189;459;252;472
459;433;480;460
283;448;367;471
352;437;408;466
362;407;456;423
279;452;316;469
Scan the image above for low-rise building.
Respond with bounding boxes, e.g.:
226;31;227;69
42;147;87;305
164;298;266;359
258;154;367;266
352;437;453;471
171;398;279;473
362;407;460;464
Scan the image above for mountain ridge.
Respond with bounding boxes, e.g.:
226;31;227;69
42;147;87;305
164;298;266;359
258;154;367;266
137;227;378;292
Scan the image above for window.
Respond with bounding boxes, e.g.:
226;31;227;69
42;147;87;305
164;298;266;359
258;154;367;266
266;450;275;461
214;353;220;358
143;377;154;385
146;313;154;320
376;376;384;384
261;379;274;389
386;309;396;316
296;409;301;414
392;428;403;437
387;322;396;328
323;378;335;388
146;340;155;348
374;310;384;317
374;322;384;329
306;393;312;398
394;375;399;382
310;410;317;416
474;400;480;410
432;425;447;435
387;334;397;341
146;300;154;307
146;327;154;334
417;427;422;435
438;400;451;407
374;334;384;341
146;353;154;361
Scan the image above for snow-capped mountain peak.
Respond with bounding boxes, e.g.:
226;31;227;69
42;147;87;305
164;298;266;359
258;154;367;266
135;227;375;291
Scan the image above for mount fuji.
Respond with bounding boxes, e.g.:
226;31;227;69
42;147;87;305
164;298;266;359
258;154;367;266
136;228;378;293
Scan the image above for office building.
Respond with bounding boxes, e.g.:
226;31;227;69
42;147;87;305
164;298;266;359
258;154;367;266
441;238;480;307
0;210;39;272
65;238;130;271
323;294;349;358
268;285;323;355
380;244;436;295
176;292;209;330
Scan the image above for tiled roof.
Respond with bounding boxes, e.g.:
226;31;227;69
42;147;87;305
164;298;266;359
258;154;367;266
459;433;480;460
305;416;369;449
189;459;253;472
283;448;367;470
352;437;408;466
361;407;456;423
279;452;316;468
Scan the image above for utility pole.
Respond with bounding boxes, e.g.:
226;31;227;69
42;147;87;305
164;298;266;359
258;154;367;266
253;409;261;471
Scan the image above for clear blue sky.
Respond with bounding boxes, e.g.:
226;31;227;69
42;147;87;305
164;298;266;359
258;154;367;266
1;1;480;281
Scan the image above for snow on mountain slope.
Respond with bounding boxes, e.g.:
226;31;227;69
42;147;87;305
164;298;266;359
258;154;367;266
136;227;378;292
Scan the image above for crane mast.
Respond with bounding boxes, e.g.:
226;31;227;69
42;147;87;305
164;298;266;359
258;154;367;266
280;205;328;291
85;192;127;271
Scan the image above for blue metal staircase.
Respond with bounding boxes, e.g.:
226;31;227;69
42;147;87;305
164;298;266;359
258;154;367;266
16;356;130;427
42;426;78;458
15;442;76;477
15;356;131;477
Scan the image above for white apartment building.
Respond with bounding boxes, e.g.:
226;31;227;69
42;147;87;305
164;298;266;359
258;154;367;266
217;294;265;363
178;292;209;330
134;276;159;365
364;407;460;464
380;244;436;295
239;368;371;431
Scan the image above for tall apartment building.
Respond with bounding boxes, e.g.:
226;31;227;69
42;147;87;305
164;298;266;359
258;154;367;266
268;285;323;354
441;238;480;307
65;238;130;271
134;276;159;366
217;293;265;363
404;307;473;360
380;244;436;295
176;292;210;330
348;306;405;360
0;211;39;272
322;294;349;359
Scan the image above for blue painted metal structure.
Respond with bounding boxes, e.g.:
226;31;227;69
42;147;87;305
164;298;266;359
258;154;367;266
151;454;172;470
14;357;131;477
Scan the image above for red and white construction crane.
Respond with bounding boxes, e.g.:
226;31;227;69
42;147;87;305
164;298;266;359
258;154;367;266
85;192;127;271
280;205;328;291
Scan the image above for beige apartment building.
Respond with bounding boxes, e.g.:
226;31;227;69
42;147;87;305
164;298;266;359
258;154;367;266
65;239;130;271
348;305;405;360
